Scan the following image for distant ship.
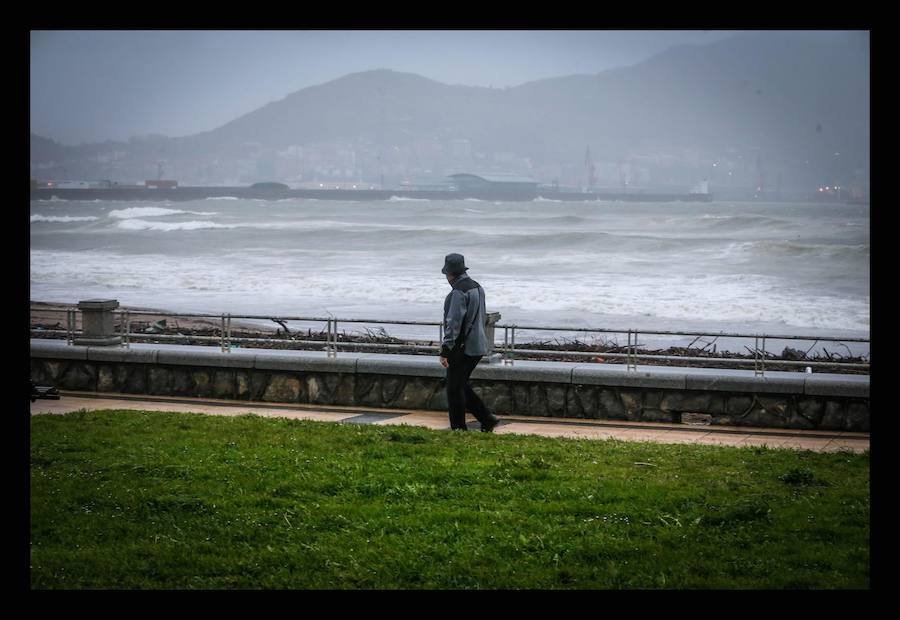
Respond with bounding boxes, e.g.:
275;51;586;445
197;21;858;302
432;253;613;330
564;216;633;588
535;179;712;203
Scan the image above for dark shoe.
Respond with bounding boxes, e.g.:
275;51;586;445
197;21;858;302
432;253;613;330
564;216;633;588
480;415;500;433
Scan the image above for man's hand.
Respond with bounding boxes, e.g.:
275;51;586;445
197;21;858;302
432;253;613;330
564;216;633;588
440;356;449;368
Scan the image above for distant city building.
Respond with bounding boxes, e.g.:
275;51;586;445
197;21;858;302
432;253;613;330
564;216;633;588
449;139;472;161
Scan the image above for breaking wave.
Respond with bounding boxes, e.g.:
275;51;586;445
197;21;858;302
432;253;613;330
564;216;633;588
116;219;235;231
732;240;869;259
108;207;218;219
29;198;870;336
31;215;99;223
387;196;431;202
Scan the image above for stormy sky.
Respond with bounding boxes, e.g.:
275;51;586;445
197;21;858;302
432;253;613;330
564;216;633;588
31;29;753;146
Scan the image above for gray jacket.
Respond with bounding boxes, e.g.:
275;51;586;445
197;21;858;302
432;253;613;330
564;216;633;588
442;274;488;357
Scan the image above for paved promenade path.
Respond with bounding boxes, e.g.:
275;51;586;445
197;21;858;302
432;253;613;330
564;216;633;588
31;392;869;453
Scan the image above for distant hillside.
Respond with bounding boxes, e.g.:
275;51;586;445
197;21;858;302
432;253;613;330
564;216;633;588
514;32;865;151
188;70;487;151
30;134;70;162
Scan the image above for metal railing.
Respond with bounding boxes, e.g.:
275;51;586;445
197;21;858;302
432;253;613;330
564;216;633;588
496;322;868;371
31;305;870;375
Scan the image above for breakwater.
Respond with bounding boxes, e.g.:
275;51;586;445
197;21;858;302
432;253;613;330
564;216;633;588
30;187;713;203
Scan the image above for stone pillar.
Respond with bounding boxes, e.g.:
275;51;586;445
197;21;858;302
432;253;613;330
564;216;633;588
480;311;502;364
74;299;122;346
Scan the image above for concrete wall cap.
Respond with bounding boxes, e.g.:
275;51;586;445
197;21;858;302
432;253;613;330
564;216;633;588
30;340;88;360
356;357;445;378
571;366;687;389
804;376;870;398
471;363;573;384
156;348;256;369
685;373;806;394
87;347;158;364
254;351;357;373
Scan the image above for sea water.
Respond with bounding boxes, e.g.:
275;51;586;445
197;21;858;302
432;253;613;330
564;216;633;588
30;196;870;354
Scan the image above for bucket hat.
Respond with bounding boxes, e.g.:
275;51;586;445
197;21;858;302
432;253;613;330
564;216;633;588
441;253;469;275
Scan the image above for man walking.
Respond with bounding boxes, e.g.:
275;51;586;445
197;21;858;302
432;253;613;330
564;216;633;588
439;253;500;432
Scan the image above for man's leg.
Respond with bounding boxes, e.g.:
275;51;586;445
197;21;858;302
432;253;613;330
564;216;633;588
461;354;498;428
446;350;468;430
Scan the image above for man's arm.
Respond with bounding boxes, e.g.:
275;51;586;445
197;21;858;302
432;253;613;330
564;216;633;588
440;289;468;358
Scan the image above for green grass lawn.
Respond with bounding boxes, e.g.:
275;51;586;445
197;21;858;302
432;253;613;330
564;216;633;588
30;409;869;589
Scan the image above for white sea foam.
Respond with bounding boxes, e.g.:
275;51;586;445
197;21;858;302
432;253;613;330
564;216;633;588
108;207;218;219
29;199;870;337
204;196;240;200
115;219;235;231
387;196;430;202
30;248;870;334
31;215;99;223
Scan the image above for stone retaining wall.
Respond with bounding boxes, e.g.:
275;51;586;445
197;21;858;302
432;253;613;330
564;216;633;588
30;340;870;432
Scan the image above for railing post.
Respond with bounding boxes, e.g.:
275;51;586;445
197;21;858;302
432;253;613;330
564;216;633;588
226;313;232;352
66;309;74;345
122;310;130;349
634;330;639;370
221;313;226;353
627;330;637;371
760;336;766;377
626;330;631;371
625;329;630;369
332;319;339;358
754;335;763;377
503;326;509;365
326;317;337;358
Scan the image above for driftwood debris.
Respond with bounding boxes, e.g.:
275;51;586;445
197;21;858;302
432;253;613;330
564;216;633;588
271;319;291;334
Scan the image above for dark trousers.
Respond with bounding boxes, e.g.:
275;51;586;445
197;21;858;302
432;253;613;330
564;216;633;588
446;349;492;430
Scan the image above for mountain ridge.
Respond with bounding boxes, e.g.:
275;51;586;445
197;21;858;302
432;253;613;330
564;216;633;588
31;31;869;191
